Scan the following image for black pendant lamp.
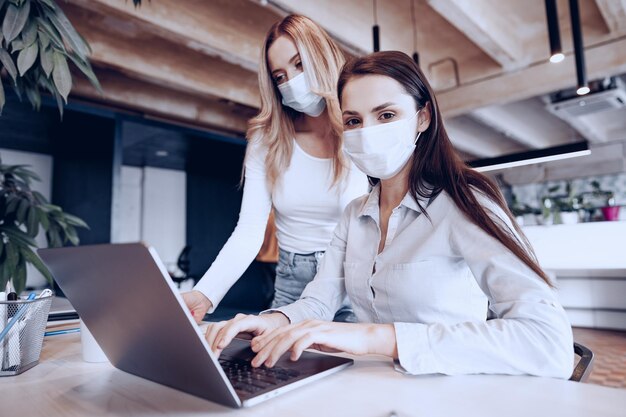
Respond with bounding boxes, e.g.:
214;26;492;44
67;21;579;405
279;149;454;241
372;0;380;52
544;0;564;63
411;0;419;65
569;0;589;95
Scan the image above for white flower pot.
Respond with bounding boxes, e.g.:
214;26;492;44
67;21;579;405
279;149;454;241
560;211;579;225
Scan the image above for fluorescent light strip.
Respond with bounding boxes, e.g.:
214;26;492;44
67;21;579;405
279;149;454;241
474;149;591;172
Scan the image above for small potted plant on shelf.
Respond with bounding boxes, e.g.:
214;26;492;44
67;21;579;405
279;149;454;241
556;182;581;225
591;181;620;221
541;182;581;225
510;194;540;226
0;157;88;294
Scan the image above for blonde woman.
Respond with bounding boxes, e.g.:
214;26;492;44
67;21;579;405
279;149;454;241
182;15;368;322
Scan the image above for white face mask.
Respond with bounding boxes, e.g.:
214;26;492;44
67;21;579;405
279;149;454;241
343;111;422;180
277;72;326;117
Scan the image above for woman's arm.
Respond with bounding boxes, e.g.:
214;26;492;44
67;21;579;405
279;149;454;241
192;140;272;313
394;193;574;378
269;196;361;323
204;197;366;353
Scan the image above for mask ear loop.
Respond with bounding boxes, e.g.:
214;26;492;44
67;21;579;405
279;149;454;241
413;109;423;144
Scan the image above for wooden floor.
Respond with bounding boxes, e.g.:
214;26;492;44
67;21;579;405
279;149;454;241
572;327;626;389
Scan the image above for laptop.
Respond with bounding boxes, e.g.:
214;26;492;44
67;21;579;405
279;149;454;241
38;243;353;408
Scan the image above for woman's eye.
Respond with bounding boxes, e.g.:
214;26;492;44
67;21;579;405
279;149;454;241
379;112;395;121
295;61;303;69
344;118;361;128
274;74;286;84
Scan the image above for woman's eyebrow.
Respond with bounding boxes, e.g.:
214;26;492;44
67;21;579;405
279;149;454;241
271;54;300;76
342;110;359;116
371;102;396;112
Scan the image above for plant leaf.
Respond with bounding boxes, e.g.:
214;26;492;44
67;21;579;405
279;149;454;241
66;53;102;93
38;29;50;49
1;224;37;247
0;78;4;114
62;213;89;229
16;197;28;223
0;47;18;81
2;0;30;44
12;255;26;294
47;7;90;58
52;50;71;102
5;195;20;215
36;17;65;52
26;205;38;237
16;38;37;75
38;0;56;11
4;240;18;280
20;245;54;284
35;206;49;231
32;191;47;204
38;45;53;76
64;225;79;246
24;82;41;109
13;166;40;182
20;18;37;46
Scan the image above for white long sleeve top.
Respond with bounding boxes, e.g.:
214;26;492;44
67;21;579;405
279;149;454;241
275;184;574;378
193;138;369;312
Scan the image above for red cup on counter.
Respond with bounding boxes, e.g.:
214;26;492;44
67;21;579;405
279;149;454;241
601;206;621;221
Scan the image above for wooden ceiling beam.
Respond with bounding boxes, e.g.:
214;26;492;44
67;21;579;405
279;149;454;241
71;69;251;135
427;0;523;68
445;116;527;158
65;0;280;72
594;0;626;33
437;38;626;117
62;4;261;108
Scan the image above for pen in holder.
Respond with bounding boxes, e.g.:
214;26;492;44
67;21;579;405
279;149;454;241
0;292;53;376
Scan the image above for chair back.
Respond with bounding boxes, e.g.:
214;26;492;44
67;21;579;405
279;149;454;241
570;342;594;382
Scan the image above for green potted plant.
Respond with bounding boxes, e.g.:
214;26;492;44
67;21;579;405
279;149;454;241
510;193;540;226
591;181;620;221
0;157;88;294
0;0;102;115
556;182;580;224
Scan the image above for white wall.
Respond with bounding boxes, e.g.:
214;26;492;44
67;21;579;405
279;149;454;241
117;166;143;243
117;166;186;273
0;149;53;288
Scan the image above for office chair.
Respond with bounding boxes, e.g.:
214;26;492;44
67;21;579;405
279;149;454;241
570;342;594;382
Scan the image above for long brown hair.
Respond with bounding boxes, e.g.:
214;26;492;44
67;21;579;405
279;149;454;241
337;51;551;287
247;14;346;188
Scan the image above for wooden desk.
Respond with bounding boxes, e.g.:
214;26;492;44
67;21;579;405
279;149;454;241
1;332;625;417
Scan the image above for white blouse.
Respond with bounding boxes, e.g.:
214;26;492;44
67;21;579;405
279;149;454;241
194;138;368;312
275;184;574;378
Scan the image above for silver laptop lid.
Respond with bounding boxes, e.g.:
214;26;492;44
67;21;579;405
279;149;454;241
38;243;241;408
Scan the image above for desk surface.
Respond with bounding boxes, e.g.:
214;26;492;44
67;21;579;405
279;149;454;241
1;331;625;417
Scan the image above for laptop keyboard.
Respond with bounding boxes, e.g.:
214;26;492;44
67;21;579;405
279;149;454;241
219;356;301;394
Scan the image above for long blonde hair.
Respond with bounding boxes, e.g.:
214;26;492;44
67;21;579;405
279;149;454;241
246;14;346;188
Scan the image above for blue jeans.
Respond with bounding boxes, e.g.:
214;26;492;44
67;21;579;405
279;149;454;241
271;248;356;323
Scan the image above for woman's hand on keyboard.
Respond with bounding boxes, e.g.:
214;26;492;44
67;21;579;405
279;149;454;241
206;313;290;357
248;321;398;367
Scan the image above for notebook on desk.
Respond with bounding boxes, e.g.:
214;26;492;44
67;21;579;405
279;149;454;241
38;243;353;408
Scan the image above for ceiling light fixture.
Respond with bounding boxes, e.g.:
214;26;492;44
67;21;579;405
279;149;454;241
544;0;564;63
372;0;380;52
410;0;419;65
569;0;588;95
469;141;591;172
